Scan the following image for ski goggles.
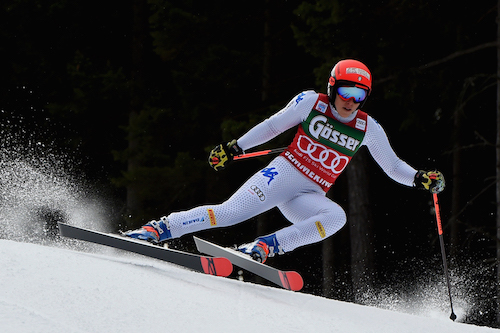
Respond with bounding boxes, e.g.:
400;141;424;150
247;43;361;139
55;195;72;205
337;86;368;103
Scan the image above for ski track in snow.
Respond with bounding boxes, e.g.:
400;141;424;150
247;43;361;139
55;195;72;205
0;239;498;333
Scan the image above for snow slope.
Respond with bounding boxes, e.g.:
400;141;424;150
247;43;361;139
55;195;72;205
0;239;498;333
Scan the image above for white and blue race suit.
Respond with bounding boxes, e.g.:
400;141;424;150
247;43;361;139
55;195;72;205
165;90;417;252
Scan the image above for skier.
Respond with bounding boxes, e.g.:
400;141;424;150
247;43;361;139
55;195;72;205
124;59;445;263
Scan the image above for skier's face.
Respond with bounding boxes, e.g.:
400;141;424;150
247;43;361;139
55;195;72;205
334;94;360;118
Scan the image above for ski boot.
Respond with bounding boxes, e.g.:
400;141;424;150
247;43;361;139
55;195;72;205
123;216;172;245
238;234;283;263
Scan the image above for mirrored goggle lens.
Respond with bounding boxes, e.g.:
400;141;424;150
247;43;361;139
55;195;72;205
337;86;368;103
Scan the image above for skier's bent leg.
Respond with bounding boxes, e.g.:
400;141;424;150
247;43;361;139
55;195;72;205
275;194;347;252
274;209;346;252
238;194;346;262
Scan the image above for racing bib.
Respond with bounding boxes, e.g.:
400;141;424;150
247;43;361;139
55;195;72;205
281;94;367;192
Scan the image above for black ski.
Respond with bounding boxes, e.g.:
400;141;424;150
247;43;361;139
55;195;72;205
58;223;233;277
193;236;303;291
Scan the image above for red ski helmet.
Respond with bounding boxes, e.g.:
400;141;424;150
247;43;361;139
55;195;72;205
327;59;372;109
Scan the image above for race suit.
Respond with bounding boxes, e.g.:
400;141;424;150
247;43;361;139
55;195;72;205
165;90;417;252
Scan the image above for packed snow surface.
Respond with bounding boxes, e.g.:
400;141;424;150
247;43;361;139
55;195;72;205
0;239;498;333
0;133;497;332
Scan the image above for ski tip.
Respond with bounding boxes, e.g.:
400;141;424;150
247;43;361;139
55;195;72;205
200;257;233;277
279;271;304;291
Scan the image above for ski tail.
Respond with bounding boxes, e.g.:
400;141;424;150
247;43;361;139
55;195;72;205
278;271;304;291
194;236;303;291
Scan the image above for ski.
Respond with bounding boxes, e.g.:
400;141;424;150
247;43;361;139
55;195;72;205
193;236;303;291
58;223;233;277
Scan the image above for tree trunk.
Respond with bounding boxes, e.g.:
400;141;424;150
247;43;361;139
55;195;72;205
261;0;271;103
450;92;464;257
127;0;147;225
496;0;500;325
347;149;374;301
322;237;335;298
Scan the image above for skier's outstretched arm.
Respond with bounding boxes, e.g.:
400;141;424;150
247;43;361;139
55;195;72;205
209;91;317;171
363;116;445;193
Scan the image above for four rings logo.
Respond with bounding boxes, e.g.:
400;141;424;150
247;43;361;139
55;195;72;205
249;185;266;201
297;135;350;174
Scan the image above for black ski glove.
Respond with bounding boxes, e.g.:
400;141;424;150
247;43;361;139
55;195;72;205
209;139;242;171
414;170;445;194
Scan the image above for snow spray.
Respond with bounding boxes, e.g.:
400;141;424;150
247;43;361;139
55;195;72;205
0;108;115;246
357;255;497;325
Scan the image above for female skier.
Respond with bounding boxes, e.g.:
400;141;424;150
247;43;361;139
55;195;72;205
124;59;445;263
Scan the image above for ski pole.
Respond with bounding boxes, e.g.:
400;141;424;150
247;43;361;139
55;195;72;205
432;193;457;321
233;147;287;161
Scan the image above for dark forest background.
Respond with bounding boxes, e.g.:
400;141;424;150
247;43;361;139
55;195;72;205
1;0;499;328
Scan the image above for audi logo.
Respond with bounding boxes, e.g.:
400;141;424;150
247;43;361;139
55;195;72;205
297;135;350;174
249;185;266;201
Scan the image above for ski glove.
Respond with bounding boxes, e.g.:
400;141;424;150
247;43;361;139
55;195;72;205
414;170;445;194
209;139;242;171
